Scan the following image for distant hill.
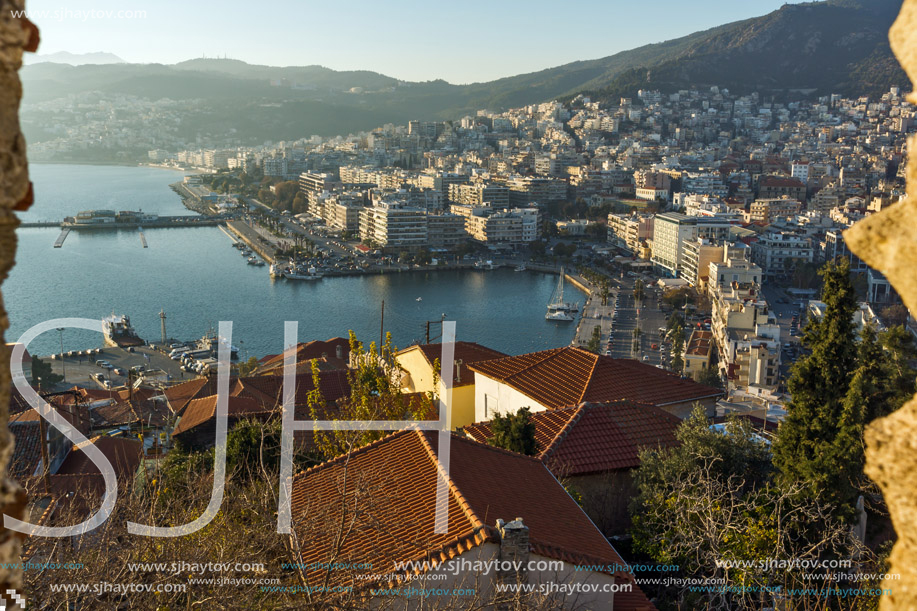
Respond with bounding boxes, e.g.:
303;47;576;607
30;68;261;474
19;0;907;142
25;51;125;66
574;0;907;102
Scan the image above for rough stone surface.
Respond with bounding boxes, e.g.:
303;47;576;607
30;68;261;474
0;0;32;600
844;1;917;608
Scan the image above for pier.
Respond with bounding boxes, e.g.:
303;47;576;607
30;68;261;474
225;220;276;264
53;228;70;248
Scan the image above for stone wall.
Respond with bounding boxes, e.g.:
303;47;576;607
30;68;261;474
844;1;917;608
0;0;37;602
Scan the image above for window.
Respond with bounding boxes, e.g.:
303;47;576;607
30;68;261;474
484;394;498;418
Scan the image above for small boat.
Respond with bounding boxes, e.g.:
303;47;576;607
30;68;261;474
416;297;423;302
546;268;579;313
269;263;283;278
247;256;259;265
284;265;322;280
515;264;526;272
545;310;574;322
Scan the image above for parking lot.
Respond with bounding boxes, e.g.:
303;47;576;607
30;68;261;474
44;344;192;391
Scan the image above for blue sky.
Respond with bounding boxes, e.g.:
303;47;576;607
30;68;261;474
28;0;811;83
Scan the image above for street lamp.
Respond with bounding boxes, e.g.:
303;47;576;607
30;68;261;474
57;327;66;382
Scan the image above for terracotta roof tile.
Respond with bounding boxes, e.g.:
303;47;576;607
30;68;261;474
289;429;653;608
468;347;723;410
9;421;43;482
56;435;143;483
172;395;270;437
462;401;680;476
256;338;350;374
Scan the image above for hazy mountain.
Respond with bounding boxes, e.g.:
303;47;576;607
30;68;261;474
575;0;907;102
25;51;125;65
19;0;906;143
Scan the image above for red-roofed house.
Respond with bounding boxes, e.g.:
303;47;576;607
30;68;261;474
462;401;681;534
289;429;655;609
396;341;508;429
468;346;723;421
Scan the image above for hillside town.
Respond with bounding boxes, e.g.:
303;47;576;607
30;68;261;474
6;83;915;608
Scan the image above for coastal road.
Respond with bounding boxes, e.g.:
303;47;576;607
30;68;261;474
571;274;670;368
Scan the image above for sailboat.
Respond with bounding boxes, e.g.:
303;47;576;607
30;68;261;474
546;269;576;321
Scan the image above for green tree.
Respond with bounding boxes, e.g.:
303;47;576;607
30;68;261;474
772;260;860;519
633;278;645;303
236;356;260;377
670;324;685;373
488;407;538;456
30;355;63;387
878;325;917;412
586;326;602;353
879;304;909;327
307;332;431;459
696;365;723;389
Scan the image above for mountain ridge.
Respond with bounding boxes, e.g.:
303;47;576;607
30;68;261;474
20;1;907;143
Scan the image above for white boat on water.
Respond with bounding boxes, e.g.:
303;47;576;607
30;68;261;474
546;268;579;319
284;265;322;280
515;264;527;272
269;263;283;278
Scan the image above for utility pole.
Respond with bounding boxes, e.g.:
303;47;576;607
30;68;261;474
57;327;66;382
425;314;447;344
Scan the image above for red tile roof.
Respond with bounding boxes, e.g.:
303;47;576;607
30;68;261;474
289;429;654;609
398;341;508;387
162;377;222;415
256;338;350;373
468;347;723;410
8;421;42;482
462;401;681;476
172;395;270;437
56;435;143;483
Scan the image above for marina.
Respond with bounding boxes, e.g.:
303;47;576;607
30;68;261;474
10;164;584;359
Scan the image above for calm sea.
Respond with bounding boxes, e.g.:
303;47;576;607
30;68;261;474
7;164;580;358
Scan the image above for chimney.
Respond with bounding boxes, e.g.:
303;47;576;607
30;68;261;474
455;359;464;384
336;344;343;360
496;518;529;584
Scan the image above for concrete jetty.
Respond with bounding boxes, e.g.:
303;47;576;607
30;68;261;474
53;228;70;248
225;220;276;264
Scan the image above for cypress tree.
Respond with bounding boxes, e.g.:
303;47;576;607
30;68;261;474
772;260;859;517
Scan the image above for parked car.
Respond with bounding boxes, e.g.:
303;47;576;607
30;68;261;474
112;367;125;376
97;360;111;369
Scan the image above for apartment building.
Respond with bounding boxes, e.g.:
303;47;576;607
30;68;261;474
464;207;540;245
426;214;467;250
747;197;802;224
750;231;815;279
299;172;340;207
651;213;697;277
448;182;510;208
708;255;780;391
757;175;806;201
358;200;428;250
607;213;654;254
652;214;731;278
